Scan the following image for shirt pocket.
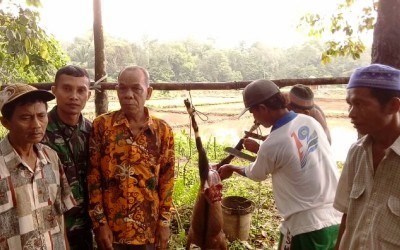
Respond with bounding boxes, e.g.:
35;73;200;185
377;196;400;248
349;182;365;200
387;196;400;217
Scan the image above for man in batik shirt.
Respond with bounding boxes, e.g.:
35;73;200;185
0;83;75;249
88;66;175;250
42;66;93;249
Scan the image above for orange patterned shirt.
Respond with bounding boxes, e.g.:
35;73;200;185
87;108;175;244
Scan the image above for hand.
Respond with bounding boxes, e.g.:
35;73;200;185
243;138;260;153
94;224;114;250
155;223;170;249
217;164;234;180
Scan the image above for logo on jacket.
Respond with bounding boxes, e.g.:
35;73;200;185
291;126;318;168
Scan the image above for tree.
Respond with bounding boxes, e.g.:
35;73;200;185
0;1;69;83
301;0;400;69
371;0;400;68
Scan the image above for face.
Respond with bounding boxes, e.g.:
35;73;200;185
116;69;152;117
52;74;91;116
249;104;273;128
346;87;393;135
1;101;48;145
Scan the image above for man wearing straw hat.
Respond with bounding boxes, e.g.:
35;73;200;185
0;83;75;249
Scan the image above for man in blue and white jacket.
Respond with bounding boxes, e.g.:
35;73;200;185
218;79;341;250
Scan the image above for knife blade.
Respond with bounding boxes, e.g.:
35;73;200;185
224;147;256;162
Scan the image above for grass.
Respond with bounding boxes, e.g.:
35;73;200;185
171;133;281;249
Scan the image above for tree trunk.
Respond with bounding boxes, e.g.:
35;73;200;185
371;0;400;69
93;0;108;116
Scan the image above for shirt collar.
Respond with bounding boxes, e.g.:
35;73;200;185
0;136;50;172
112;107;156;135
271;111;297;132
357;134;400;157
48;106;91;134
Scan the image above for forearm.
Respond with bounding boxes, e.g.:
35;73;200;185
158;165;174;224
335;213;347;250
158;133;175;223
232;165;246;177
64;219;70;250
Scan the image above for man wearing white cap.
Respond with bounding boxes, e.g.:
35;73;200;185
287;84;331;144
218;79;341;250
334;64;400;249
0;83;76;249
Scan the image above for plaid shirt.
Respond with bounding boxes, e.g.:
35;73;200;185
0;136;75;249
88;108;175;245
42;106;92;234
334;135;400;249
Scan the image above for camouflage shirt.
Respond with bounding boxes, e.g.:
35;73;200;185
42;106;92;233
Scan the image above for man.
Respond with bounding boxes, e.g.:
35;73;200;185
42;65;93;249
334;64;400;249
287;84;331;144
0;83;75;249
244;84;331;153
88;66;175;250
218;79;341;250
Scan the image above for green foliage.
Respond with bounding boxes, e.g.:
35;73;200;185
172;131;281;249
299;0;378;63
64;35;371;83
0;2;69;83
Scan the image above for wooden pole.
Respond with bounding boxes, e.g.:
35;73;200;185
93;0;108;115
28;77;350;91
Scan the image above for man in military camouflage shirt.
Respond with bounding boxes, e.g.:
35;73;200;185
42;65;93;249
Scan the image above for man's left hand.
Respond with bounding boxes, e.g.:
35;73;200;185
155;223;170;250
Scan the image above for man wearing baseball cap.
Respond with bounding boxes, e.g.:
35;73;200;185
219;79;341;249
334;64;400;249
0;83;75;249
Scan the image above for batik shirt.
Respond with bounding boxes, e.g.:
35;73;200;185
0;136;75;249
88;108;175;245
42;106;92;234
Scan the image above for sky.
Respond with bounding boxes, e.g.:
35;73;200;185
32;0;366;48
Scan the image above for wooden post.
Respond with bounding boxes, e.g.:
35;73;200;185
93;0;108;116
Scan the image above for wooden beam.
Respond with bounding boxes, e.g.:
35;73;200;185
29;77;349;91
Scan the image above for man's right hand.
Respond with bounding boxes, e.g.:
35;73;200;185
243;138;260;154
94;224;114;250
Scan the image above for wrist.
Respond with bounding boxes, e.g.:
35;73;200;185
158;219;170;227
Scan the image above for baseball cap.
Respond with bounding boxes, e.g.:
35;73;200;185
238;79;280;117
347;64;400;90
0;83;55;113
